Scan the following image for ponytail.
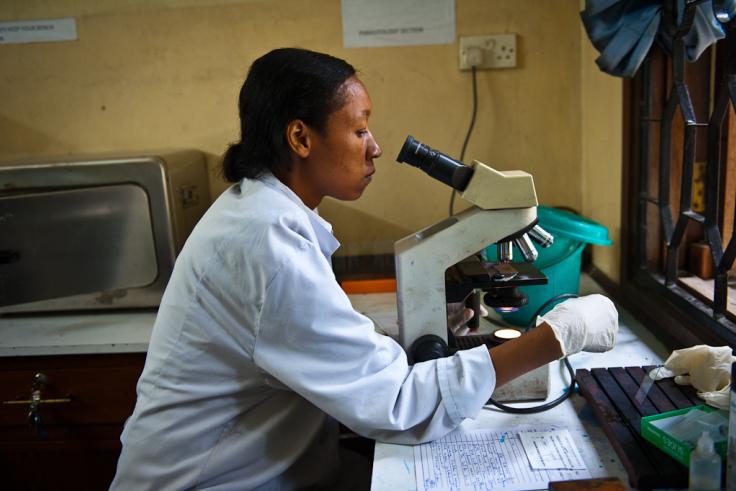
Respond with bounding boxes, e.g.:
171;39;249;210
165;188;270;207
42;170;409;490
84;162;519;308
221;48;355;183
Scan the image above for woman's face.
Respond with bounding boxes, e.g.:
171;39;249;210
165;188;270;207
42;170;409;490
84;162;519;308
298;77;382;207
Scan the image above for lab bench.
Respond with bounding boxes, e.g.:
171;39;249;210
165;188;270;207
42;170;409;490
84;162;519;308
0;276;673;490
355;276;673;491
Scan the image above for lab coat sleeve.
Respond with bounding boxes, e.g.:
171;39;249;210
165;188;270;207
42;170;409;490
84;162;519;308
253;220;496;444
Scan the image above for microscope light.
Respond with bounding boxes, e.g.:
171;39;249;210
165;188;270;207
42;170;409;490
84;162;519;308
493;328;522;341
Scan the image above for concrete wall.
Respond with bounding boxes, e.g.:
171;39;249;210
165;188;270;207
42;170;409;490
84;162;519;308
0;0;623;279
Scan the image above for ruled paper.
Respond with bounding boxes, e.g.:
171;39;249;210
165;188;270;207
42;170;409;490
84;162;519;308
413;426;591;490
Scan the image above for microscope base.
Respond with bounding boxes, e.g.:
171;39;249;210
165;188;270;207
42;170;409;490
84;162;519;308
490;364;549;402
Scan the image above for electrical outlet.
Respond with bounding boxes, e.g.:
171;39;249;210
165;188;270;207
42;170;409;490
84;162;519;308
459;34;517;70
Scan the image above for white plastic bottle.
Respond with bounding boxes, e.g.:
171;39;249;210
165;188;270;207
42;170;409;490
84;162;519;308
689;431;722;491
727;361;736;490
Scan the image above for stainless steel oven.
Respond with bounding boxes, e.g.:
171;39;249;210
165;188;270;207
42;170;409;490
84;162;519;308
0;150;210;313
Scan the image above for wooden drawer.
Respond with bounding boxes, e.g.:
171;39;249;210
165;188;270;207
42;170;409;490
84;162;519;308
0;353;146;489
0;353;145;432
1;438;124;490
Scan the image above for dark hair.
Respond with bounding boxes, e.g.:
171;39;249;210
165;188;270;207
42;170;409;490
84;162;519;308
222;48;356;182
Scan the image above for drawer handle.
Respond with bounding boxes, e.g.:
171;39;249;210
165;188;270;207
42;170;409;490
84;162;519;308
2;373;73;439
2;398;72;405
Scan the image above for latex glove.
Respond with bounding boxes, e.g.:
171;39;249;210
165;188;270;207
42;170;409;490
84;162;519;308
539;294;618;357
649;345;735;410
447;302;488;337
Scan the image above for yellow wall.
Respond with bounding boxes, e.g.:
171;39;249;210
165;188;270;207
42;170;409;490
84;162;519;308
579;18;623;283
0;0;622;280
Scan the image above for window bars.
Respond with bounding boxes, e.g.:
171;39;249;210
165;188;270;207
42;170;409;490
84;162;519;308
636;1;735;322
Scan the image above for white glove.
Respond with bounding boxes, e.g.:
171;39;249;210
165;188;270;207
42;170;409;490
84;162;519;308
649;345;735;410
539;294;618;357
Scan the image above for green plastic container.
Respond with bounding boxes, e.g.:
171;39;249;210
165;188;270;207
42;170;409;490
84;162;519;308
640;405;727;467
484;206;612;327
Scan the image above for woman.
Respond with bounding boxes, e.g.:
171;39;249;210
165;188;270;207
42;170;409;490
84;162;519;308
110;48;618;490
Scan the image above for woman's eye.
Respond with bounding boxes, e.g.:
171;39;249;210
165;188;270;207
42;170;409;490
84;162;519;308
356;129;368;137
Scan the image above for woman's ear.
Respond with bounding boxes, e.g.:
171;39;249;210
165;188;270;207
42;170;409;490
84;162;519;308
286;120;311;159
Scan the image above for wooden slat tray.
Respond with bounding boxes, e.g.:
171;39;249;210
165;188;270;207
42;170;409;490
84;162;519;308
576;366;702;490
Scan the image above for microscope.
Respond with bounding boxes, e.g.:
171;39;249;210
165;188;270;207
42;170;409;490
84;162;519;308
394;136;555;399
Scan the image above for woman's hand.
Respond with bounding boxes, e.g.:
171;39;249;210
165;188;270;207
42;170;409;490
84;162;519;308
539;294;618;357
447;301;488;337
486;294;617;389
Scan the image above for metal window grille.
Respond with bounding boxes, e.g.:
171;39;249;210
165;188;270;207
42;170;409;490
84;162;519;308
635;2;735;326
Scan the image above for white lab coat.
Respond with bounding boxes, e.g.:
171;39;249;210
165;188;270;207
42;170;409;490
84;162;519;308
110;172;496;490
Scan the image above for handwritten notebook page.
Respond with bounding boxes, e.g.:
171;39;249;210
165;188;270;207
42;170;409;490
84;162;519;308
413;426;591;491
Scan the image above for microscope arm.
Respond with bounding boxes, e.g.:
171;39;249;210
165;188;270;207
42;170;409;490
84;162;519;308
395;206;537;351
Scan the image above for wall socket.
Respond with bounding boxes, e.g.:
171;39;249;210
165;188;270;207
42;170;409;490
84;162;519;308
459;34;517;70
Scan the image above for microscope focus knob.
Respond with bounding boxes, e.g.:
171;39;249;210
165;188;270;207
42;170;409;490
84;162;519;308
408;335;449;363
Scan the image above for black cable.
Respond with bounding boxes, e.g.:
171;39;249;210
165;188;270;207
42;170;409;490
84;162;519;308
449;65;478;217
485;293;580;414
459;65;478;165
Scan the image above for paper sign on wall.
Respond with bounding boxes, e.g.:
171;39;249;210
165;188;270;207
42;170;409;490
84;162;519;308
341;0;455;48
0;18;77;44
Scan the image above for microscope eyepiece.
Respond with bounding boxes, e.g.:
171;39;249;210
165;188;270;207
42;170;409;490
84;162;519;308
396;136;474;191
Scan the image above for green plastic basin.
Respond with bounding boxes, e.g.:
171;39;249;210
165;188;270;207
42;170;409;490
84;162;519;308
484;206;612;327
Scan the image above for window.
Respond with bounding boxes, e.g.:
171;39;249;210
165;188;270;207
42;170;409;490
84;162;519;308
621;11;735;348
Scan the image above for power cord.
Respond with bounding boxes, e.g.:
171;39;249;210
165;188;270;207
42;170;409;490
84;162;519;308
449;65;478;217
446;60;576;413
485;293;580;414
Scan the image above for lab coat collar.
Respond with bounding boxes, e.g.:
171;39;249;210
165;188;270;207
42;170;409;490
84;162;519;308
257;172;341;258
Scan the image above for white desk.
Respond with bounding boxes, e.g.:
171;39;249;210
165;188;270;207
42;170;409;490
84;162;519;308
0;311;155;356
358;276;672;491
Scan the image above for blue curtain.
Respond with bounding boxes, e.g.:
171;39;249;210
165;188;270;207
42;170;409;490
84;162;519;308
580;0;731;77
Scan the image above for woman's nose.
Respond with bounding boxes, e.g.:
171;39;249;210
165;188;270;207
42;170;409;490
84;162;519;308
368;134;382;159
